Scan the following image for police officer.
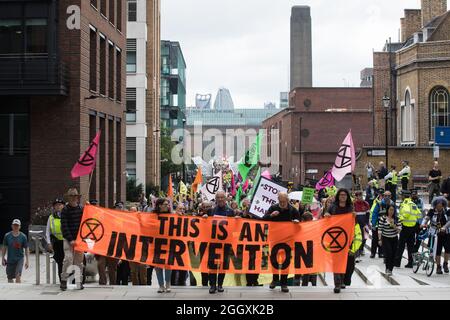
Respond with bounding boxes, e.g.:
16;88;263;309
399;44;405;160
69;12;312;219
398;161;411;192
384;165;398;203
46;198;65;282
411;190;425;253
394;190;422;268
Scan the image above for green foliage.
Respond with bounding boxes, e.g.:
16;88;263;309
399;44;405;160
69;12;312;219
160;129;182;179
126;178;143;202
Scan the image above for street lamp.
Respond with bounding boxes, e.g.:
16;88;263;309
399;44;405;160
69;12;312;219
182;118;187;183
382;94;391;168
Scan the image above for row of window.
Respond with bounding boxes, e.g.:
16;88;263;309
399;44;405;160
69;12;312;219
400;86;450;143
89;26;122;101
90;0;122;32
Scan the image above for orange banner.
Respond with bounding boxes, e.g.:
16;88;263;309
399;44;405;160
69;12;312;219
75;205;355;274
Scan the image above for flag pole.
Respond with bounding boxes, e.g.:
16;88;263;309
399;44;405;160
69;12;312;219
87;169;95;199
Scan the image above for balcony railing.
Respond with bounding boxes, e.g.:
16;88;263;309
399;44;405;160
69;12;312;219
0;54;68;96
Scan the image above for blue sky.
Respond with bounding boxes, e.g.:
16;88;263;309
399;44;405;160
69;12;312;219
161;0;445;108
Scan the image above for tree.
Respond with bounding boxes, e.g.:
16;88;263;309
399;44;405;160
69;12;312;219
160;129;182;180
126;178;143;202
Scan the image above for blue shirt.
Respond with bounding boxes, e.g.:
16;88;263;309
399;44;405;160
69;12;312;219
211;205;234;217
3;232;28;263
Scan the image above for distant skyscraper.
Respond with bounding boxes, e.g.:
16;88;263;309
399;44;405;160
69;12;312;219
290;6;313;90
360;68;373;88
195;94;212;109
280;92;289;108
264;102;277;110
214;87;235;110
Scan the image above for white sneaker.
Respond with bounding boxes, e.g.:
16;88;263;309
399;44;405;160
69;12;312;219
165;284;171;293
157;286;165;293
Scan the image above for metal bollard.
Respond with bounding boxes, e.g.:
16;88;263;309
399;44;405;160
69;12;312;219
35;239;40;285
52;259;57;285
46;253;50;284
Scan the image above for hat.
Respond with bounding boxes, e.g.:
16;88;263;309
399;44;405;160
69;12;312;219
66;188;81;197
377;188;385;194
53;198;65;206
401;190;412;196
89;199;98;205
114;201;124;208
355;191;363;196
12;219;21;226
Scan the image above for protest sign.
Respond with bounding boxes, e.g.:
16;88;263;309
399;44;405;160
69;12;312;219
249;177;288;218
301;187;315;205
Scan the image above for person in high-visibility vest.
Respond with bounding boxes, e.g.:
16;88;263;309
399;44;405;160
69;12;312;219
398;161;411;192
45;198;66;282
394;190;422;268
325;186;337;198
384;165;398;203
343;221;363;287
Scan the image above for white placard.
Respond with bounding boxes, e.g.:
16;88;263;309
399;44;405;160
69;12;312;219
249;177;288;218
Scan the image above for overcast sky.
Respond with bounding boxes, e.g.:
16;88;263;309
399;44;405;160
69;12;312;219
161;0;445;108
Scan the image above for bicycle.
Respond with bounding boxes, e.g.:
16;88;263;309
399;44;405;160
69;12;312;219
412;228;436;277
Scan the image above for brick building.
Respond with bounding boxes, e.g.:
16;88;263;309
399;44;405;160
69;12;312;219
363;0;450;180
263;88;373;186
0;0;126;236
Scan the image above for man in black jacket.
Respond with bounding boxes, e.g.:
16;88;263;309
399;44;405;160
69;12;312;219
264;192;301;293
441;175;450;201
60;188;85;291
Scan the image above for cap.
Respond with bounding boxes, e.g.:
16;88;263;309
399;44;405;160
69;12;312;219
377;188;385;194
12;219;21;226
53;198;65;206
89;199;98;205
114;201;124;208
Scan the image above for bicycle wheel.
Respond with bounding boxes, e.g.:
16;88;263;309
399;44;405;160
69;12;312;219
413;260;420;273
426;260;435;277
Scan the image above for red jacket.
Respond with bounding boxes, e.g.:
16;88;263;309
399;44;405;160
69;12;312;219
354;200;370;213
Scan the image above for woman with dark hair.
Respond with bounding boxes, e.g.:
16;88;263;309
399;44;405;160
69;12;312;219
378;205;401;275
153;198;173;293
324;188;354;293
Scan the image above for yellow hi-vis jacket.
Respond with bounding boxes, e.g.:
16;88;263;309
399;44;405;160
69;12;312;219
49;214;64;240
350;223;363;255
386;170;398;185
398;198;422;227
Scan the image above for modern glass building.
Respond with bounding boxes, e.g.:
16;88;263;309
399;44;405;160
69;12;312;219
161;40;186;134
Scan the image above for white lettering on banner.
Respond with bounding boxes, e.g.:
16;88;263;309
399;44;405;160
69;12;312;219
250;177;288;218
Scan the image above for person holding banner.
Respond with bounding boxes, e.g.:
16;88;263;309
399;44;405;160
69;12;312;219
60;188;85;291
207;191;235;294
264;192;301;293
154;198;174;293
324;188;354;293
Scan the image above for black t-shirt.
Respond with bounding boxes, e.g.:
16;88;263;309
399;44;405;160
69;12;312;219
429;169;442;184
327;203;354;215
264;204;301;222
427;209;450;228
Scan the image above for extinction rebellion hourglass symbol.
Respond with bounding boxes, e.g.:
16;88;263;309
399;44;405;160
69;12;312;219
77;141;98;167
334;144;352;169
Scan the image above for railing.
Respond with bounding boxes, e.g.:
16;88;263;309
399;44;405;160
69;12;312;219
0;54;68;95
29;230;58;285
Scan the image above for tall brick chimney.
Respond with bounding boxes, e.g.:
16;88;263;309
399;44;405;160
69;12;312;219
401;9;422;42
421;0;447;27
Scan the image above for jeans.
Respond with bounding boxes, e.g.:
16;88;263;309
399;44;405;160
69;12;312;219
382;236;398;272
209;272;225;287
155;268;172;287
344;254;356;286
371;228;383;256
429;183;441;204
401;178;409;191
61;240;84;285
51;238;64;282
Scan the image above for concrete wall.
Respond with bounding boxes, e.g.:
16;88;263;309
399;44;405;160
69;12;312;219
290;6;312;89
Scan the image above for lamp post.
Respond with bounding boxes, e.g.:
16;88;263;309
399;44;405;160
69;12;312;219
382;94;391;168
182;118;187;183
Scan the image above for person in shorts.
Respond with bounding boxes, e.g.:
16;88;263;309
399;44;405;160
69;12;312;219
2;219;29;283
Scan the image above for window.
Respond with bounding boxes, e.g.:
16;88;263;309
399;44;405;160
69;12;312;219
430;86;450;141
109;0;115;25
100;0;107;17
0;113;29;156
126;137;136;181
401;90;415;143
89;28;97;91
91;0;98;9
126;39;136;73
108;42;114;99
116;0;122;31
116;48;122;101
161;78;169;106
99;35;106;95
126;88;136;122
128;0;137;22
0;19;23;54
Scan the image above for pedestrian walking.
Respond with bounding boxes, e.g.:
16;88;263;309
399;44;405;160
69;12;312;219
440;175;450;202
384;165;399;203
264;192;301;293
428;161;442;204
398;161;411;192
370;190;394;259
394;191;422;268
324;188;354;293
45;198;65;282
421;197;450;274
1;219;29;283
115;201;130;286
60;188;85;290
154;198;173;293
354;191;370;258
378;205;401;275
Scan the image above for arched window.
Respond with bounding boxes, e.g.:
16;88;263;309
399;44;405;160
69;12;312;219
401;90;415;143
430;87;450;141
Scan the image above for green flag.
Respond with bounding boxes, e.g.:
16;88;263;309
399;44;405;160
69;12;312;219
238;132;262;182
235;186;243;207
248;167;261;201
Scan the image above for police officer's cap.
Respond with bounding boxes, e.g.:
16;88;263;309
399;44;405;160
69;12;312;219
377;188;385;194
53;198;65;206
89;199;98;205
